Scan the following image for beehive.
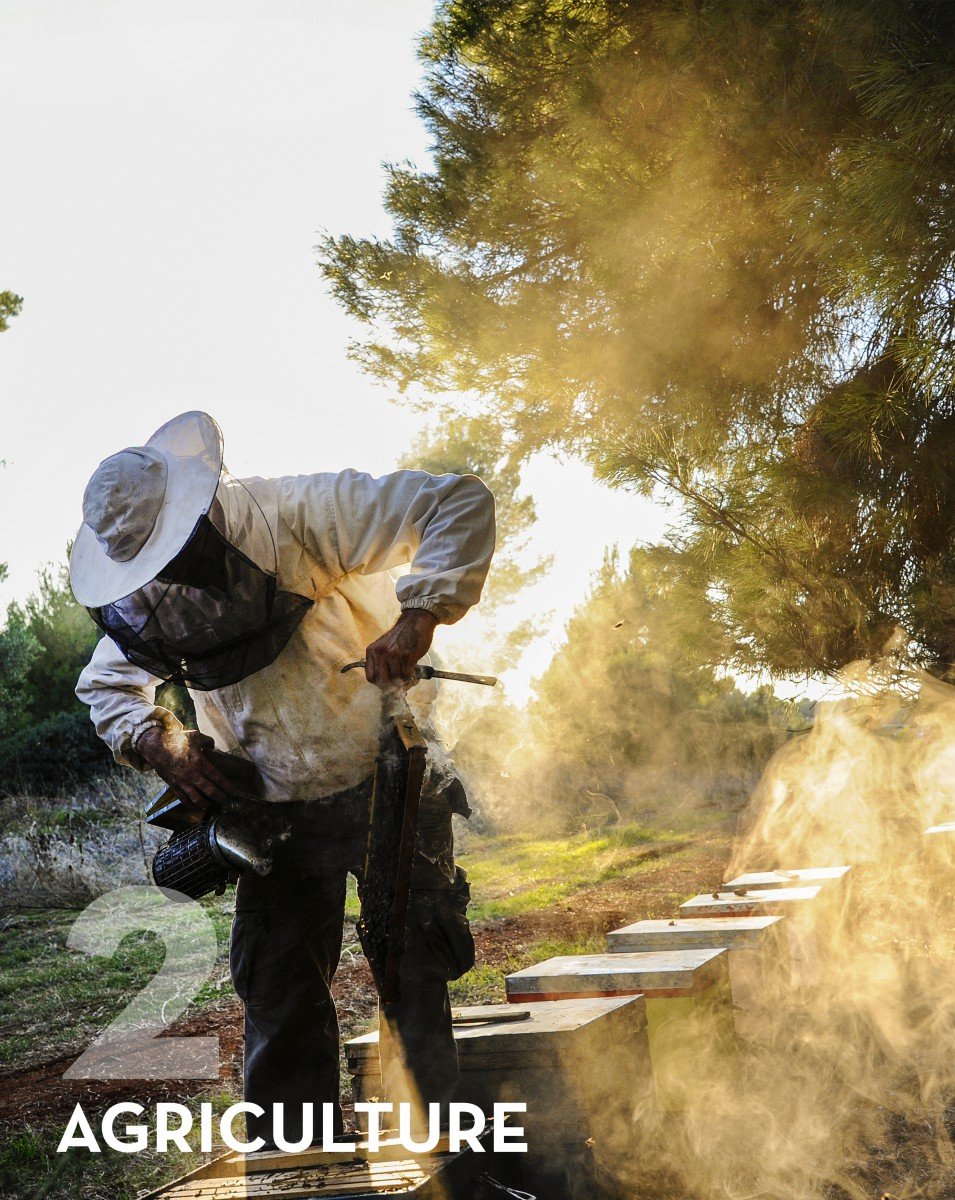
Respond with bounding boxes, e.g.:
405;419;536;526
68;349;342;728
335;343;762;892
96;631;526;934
606;916;790;1039
504;948;726;1002
680;885;821;917
503;950;735;1110
680;886;823;986
346;996;652;1195
721;865;851;891
138;1140;490;1200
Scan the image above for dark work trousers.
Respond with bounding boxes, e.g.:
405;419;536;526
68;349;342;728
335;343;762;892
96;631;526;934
229;775;474;1146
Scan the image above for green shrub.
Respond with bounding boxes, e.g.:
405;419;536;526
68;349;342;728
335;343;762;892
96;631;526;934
0;710;112;798
2;564;100;728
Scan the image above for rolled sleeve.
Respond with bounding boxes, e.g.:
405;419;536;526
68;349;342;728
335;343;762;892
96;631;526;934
281;469;496;624
76;636;183;769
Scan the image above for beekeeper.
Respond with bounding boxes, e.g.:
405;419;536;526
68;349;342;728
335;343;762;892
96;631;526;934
70;410;495;1146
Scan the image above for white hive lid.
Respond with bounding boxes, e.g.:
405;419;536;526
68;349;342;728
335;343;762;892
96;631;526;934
722;866;850;890
607;915;784;951
345;994;648;1065
680;886;822;915
505;948;727;998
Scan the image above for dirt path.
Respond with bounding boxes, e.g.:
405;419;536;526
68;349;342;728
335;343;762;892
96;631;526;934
482;831;733;952
0;831;731;1127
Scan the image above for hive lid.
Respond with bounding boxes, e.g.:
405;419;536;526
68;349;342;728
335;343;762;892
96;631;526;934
607;915;784;952
721;865;850;890
345;995;647;1065
505;948;727;1000
680;886;822;916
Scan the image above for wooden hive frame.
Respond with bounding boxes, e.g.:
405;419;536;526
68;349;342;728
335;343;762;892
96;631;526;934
357;695;427;1003
138;1135;493;1200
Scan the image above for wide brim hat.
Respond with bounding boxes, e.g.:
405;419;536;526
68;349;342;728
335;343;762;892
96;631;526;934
70;411;224;608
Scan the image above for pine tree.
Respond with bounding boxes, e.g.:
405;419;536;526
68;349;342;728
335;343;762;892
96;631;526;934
0;291;22;333
320;0;955;678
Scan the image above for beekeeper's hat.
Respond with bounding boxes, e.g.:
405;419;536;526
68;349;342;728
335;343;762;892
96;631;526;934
69;410;223;607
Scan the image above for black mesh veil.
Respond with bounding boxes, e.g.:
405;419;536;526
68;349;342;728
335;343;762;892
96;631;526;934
88;473;312;690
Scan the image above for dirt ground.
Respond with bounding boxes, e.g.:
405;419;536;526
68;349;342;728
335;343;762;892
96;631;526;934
0;834;731;1128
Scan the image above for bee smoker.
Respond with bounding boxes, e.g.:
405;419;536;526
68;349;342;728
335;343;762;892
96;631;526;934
147;749;279;900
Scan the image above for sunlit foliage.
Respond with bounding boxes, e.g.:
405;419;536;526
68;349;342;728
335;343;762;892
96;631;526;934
321;0;955;678
0;291;21;334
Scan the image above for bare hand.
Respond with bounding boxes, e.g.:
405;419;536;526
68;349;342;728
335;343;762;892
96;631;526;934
137;726;239;809
365;609;439;691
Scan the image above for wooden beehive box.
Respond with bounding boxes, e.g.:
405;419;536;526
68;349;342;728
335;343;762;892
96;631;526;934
138;1140;489;1200
680;885;822;919
504;949;727;1002
346;996;652;1196
680;886;824;987
721;865;851;891
605;916;790;1039
503;951;735;1111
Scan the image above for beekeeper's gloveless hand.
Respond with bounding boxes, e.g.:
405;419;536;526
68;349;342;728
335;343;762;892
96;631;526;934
137;726;240;808
364;609;438;691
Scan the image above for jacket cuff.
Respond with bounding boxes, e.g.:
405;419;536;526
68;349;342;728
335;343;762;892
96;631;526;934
400;597;459;625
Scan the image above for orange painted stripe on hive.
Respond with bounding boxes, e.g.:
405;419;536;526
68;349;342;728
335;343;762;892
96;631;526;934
506;986;703;1002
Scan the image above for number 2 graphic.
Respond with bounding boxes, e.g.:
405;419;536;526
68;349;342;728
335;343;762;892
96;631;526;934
64;886;220;1081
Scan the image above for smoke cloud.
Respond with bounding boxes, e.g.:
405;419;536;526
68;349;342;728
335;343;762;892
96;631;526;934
581;657;955;1199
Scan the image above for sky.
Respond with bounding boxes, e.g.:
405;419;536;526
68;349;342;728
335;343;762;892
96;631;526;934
0;0;672;700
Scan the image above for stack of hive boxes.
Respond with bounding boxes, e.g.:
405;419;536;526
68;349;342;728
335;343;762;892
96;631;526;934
345;861;852;1197
347;996;652;1196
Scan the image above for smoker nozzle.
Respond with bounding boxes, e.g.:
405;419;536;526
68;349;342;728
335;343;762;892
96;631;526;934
208;815;273;877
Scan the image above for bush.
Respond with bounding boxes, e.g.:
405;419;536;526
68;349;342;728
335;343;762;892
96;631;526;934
1;564;101;728
0;710;112;798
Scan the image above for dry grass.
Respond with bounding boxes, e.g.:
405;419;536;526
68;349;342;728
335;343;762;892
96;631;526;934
0;773;163;908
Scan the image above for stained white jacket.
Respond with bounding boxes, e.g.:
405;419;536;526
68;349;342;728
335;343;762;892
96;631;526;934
76;469;495;801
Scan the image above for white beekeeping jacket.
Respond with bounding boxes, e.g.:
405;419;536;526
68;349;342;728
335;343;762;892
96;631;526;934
76;469;495;802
